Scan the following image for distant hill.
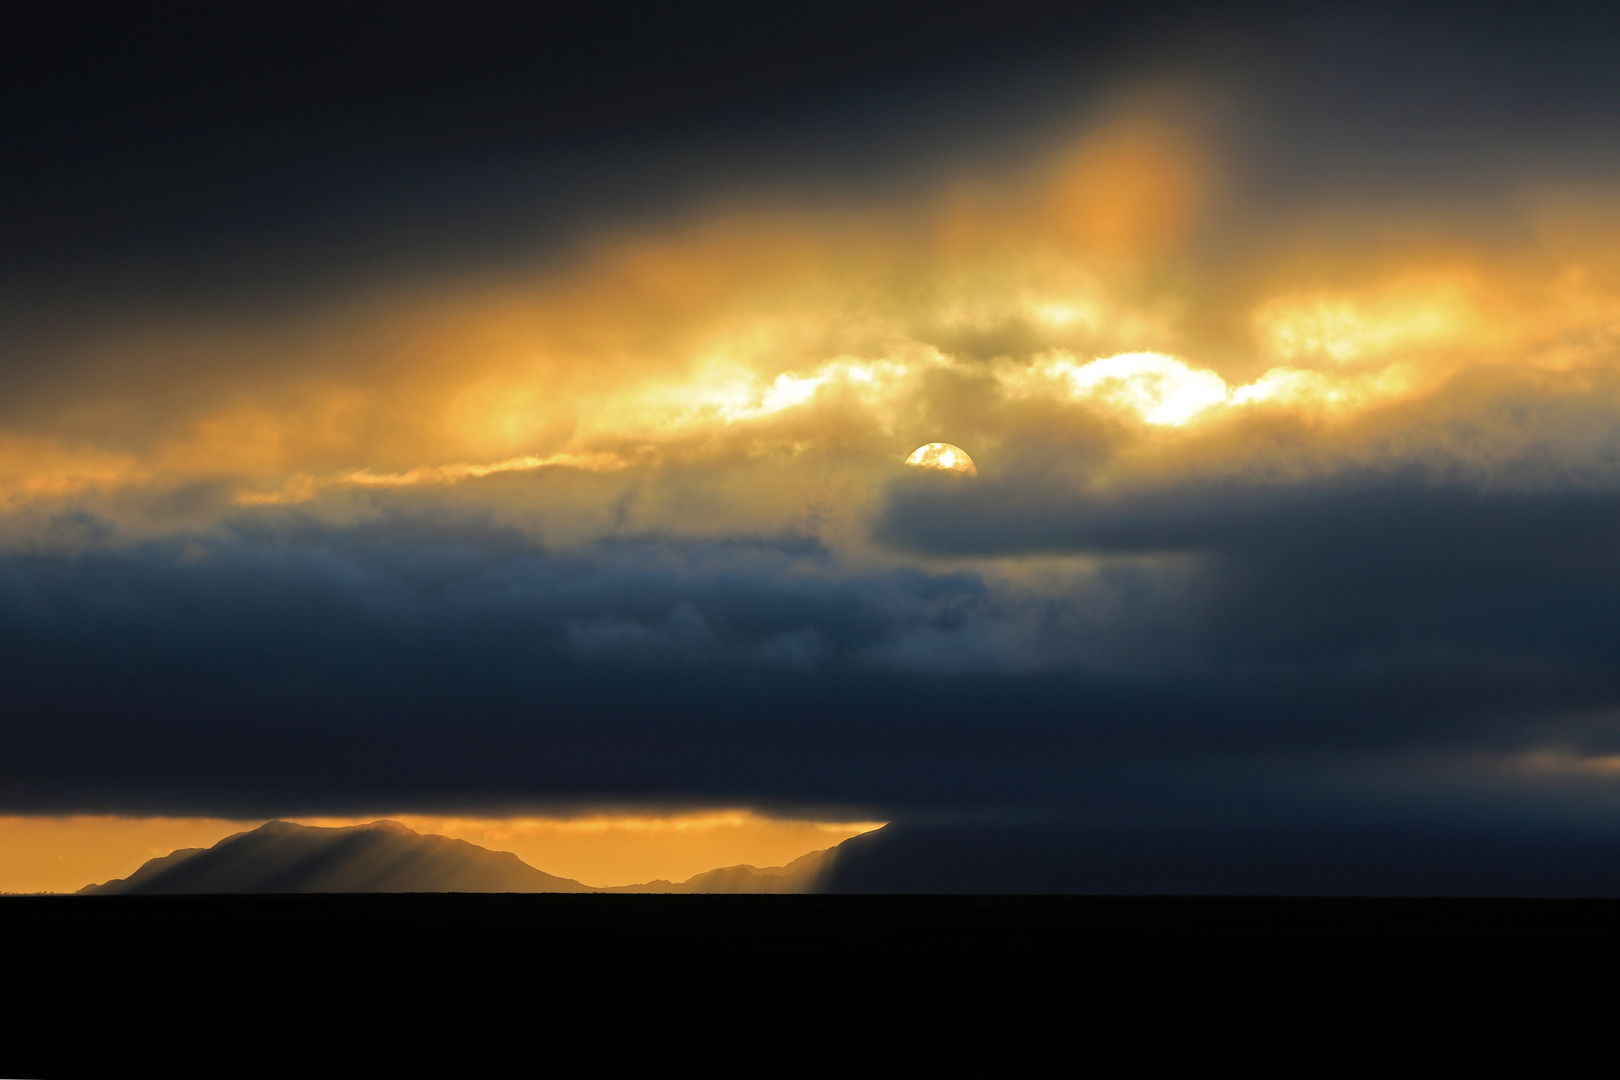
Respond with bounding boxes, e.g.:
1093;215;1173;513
79;819;848;894
814;822;1620;896
80;820;593;894
74;817;1620;896
602;847;835;893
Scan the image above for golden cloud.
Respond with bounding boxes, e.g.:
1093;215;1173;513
8;114;1620;552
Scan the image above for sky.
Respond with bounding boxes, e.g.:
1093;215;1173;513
8;2;1620;891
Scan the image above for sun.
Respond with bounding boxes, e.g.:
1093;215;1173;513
905;442;977;475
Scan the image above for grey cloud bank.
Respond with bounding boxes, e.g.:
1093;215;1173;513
6;483;1620;852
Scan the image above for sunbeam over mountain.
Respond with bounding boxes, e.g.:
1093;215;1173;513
79;820;841;895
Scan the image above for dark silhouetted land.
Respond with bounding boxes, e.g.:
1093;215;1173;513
5;894;1617;1076
80;819;593;894
79;819;834;894
85;818;1620;899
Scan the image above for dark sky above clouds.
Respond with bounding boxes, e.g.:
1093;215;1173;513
10;2;1620;890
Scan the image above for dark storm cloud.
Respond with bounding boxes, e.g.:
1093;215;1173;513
7;473;1620;819
8;2;1617;309
0;513;1007;814
0;0;1173;304
880;470;1620;710
879;469;1620;614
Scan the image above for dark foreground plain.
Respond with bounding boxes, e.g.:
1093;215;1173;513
7;895;1617;1077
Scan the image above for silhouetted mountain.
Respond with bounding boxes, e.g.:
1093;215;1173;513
817;822;1620;896
603;848;834;893
109;818;1620;897
79;819;856;894
89;845;212;893
80;820;592;894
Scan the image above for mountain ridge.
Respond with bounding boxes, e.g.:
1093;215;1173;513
81;820;593;894
599;847;835;893
79;819;850;895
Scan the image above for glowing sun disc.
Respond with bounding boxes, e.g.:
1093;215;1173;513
905;442;977;475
